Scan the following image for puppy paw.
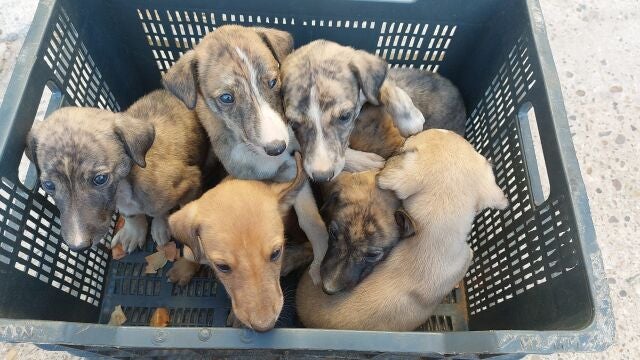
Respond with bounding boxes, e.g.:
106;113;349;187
167;257;200;286
226;309;244;328
395;110;425;137
344;149;385;172
151;216;170;247
111;215;148;253
308;261;322;285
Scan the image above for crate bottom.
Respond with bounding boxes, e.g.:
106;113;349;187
99;238;468;331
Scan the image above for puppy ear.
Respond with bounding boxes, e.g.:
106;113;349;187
377;149;422;200
169;201;203;263
24;127;40;172
273;152;306;215
253;27;294;64
114;114;155;168
162;50;198;109
394;209;416;239
349;50;387;106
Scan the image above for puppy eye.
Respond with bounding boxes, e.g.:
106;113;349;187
93;174;109;186
214;263;232;273
42;180;55;192
268;78;277;89
364;250;384;263
289;121;301;131
219;93;234;104
270;248;282;262
338;112;352;123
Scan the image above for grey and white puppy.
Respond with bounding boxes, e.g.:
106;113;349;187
281;40;466;181
26;90;208;252
163;25;378;283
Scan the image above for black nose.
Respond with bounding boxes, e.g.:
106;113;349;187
312;170;335;182
264;141;286;156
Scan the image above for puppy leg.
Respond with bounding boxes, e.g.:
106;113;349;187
282;242;313;276
377;151;422;200
111;214;148;253
151;215;171;247
293;181;328;285
381;83;425;137
344;148;385;172
167;257;200;286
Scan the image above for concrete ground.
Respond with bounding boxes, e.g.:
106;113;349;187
0;0;637;358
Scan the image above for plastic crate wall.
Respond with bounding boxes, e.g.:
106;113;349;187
0;0;595;334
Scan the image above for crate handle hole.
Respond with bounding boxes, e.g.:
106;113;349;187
517;102;550;206
18;81;63;190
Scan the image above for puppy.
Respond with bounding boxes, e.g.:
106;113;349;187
163;25;343;283
318;171;415;294
317;73;465;292
167;153;306;332
25;90;208;252
282;40;461;181
296;129;508;330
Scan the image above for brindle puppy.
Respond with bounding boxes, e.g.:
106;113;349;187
25;90;208;252
319;171;415;294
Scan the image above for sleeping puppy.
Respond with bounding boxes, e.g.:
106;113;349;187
167;153;306;332
317;75;466;293
296;129;508;330
25;90;208;252
318;171;415;294
163;25;332;283
281;40;464;181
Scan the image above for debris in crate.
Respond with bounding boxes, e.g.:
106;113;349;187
163;241;178;262
150;307;171;327
145;249;169;274
111;243;127;260
107;305;127;326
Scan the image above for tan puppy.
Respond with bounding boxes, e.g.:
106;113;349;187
25;90;208;252
168;154;306;332
296;129;508;330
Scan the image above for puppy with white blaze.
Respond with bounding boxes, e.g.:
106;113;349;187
296;129;508;331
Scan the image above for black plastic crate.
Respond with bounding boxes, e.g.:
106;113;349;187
0;0;613;356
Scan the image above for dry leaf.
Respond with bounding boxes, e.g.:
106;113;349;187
163;241;178;262
150;307;170;327
145;250;168;274
112;243;126;260
108;305;126;325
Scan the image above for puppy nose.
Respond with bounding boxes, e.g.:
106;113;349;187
312;169;335;182
264;141;287;156
322;281;343;295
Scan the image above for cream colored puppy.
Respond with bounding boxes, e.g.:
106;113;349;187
296;129;508;331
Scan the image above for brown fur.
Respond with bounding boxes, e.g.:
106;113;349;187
25;90;208;251
167;154;306;332
297;130;508;330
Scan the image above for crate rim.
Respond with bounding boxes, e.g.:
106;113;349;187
0;0;614;355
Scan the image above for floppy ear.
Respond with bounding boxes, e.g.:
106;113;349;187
394;209;416;239
349;50;387;106
162;50;199;109
253;27;294;64
377;149;422;200
271;152;306;215
24;127;40;173
169;201;203;263
114;114;155;168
